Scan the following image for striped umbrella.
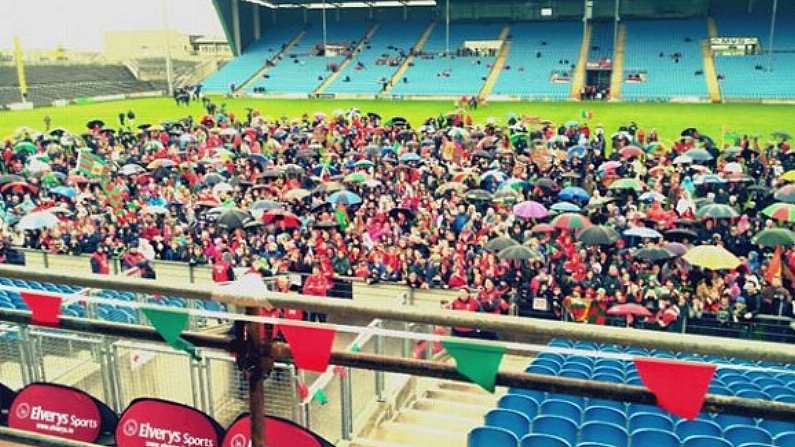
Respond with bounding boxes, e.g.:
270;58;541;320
762;203;795;223
551;213;592;230
774;185;795;203
695;203;739;220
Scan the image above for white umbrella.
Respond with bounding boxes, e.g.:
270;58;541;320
213;182;234;196
17;211;59;230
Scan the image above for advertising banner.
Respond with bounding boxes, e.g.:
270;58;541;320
115;398;223;447
9;383;105;443
222;414;334;447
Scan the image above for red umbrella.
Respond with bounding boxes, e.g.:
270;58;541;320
262;209;301;228
620;146;644;160
1;181;38;194
531;223;556;233
607;303;653;318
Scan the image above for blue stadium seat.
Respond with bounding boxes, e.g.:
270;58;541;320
499;394;539;420
559;369;590;380
583;406;626;426
724;425;773;446
469;426;518;447
528;365;559;375
592;373;624;383
629;412;674;432
760;421;795;436
683;435;733;447
587;399;625;412
547;394;586;409
532;358;563;371
520;433;571;447
737;390;771;400
630;428;679;447
715;414;757;429
579;421;628;447
540;400;582;422
486;409;530;438
627;404;667;417
774;432;795;446
532;415;578;446
676;419;723;439
509;388;545;403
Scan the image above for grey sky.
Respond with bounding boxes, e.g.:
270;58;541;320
2;0;224;50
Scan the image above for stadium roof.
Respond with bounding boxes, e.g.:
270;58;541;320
244;0;436;8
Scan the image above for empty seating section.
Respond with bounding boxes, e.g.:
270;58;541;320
589;22;614;63
203;25;303;92
249;22;368;94
713;12;795;99
491;22;581;99
326;20;427;95
621;19;708;100
469;338;795;447
391;23;503;96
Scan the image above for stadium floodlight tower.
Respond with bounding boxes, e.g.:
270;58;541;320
768;0;778;72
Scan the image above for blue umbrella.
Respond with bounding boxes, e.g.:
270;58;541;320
639;192;666;203
481;170;507;183
399;152;421;163
567;145;588;159
328;190;362;205
623;227;663;239
50;186;77;199
694;174;726;185
247;154;269;167
559;186;590;202
551;201;582;213
311;165;340;176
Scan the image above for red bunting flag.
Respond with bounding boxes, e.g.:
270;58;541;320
634;357;716;419
279;323;336;372
296;380;309;401
21;292;62;326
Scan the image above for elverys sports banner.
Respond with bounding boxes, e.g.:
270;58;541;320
115;398;223;447
222;413;334;447
8;383;104;443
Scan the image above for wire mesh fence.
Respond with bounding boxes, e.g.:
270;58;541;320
0;325;26;390
29;328;107;402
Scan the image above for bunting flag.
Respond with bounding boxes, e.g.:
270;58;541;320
765;245;783;286
21;292;62;326
350;343;361;353
279;324;336;372
442;341;505;393
333;365;348;379
297;380;309;401
312;389;328;405
142;308;199;359
634;358;716;419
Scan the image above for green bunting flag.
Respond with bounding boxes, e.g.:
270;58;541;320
312;389;329;405
442;341;505;393
143;308;199;359
350;343;361;353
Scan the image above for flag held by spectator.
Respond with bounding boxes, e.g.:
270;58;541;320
443;340;505;392
634;357;716;419
765;245;783;286
21;292;62;326
142;308;199;359
76;150;108;178
279;323;336;372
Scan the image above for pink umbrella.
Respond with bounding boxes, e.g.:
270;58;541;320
663;242;688;257
598;161;622;172
513;200;548;219
607;303;653;318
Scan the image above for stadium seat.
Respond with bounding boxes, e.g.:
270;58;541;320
510;388;546;403
579;421;628;447
630;428;679;447
583;406;626;426
520;433;571;447
676;419;723;439
559;369;590;380
587;399;626;412
528;365;559;375
629;412;674;432
540;400;583;422
547;394;586;409
532;415;578;446
486;409;531;438
499;394;539;420
715;414;758;429
760;421;795;436
683;435;733;447
724;425;773;446
469;426;518;447
627;404;667;417
774;432;795;446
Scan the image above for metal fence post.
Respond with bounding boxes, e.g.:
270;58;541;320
99;338;119;411
190;355;202;411
374;321;385;402
109;343;124;411
340;367;353;440
16;325;34;385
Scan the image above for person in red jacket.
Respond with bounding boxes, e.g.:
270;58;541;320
303;265;331;322
447;288;480;338
212;252;235;283
90;246;110;275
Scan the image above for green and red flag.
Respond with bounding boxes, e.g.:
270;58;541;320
76;150;108;178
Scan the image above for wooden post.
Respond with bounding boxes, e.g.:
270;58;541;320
246;306;273;447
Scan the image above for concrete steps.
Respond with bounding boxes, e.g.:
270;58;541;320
236;29;306;92
478;26;512;101
703;16;721;103
382;21;435;95
571;22;592;100
609;23;626;101
314;24;380;95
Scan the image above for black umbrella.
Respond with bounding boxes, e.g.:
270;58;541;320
633;247;675;262
664;228;698;241
472;150;493;160
389;207;415;220
259;169;283;180
86;119;105;130
485;236;519;253
535;178;560;191
497;245;542;261
313;221;339;229
577;225;620;246
203;173;226;187
216;208;254;231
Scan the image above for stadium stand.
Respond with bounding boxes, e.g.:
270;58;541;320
391;23;503;96
588;21;614;64
203;24;304;93
469;338;795;447
491;21;581;100
326;20;428;95
713;10;795;99
621;19;709;100
248;22;370;94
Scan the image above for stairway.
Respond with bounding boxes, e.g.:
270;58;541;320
236;29;306;92
478;26;512;101
608;23;626;101
382;21;436;96
701;40;722;103
314;24;380;95
706;16;719;39
570;22;592;100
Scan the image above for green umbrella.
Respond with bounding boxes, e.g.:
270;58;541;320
772;131;791;141
695;203;739;220
485;236;519;253
510;133;529;146
753;228;795;248
497;245;542;261
500;178;529;191
14;141;36;155
344;172;368;184
354;160;375;169
608;178;643;192
762;203;795;223
577;225;620;246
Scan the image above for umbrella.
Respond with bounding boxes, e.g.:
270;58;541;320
559;187;590;202
607;304;653;318
284;188;312;201
472;150;493;160
328;190;362;206
0;174;24;185
493;188;521;204
313;221;339;229
250;200;283;218
644;142;664;153
500;178;529;192
663;242;688;257
363;179;382;188
722;162;743;175
17;211;59;230
598;161;622;172
720;147;743;159
683;148;713;162
14;141;36;155
247;154;269;167
682;245;741;270
49;186;77;199
577;225;620;246
435;182;467;196
216;208;254;230
143;205;169;215
213;182;234;196
451;170;480;184
481;170;507;184
639;191;666;203
485;237;519;253
567;145;587;159
344;172;368;184
672;155;693;165
259;169;283;180
772;131;791;140
664;228;698;241
608;178;643;192
551;213;592;230
696;203;739;220
497;245;542;261
119;164;146;176
262;209;301;228
1;181;37;194
531;223;556;233
399;152;421;163
619;146;644;159
147;159;175;170
633;247;676;262
753;228;795;248
354;160;375;169
623;227;663;239
513;201;548;219
283;164;305;176
465;189;493;202
535;178;560;191
550;201;582;213
316;181;344;194
762;203;795;223
389;207;415;220
693;174;726;185
564;120;579;128
774;185;795;203
203;173;226;187
780;170;795;182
